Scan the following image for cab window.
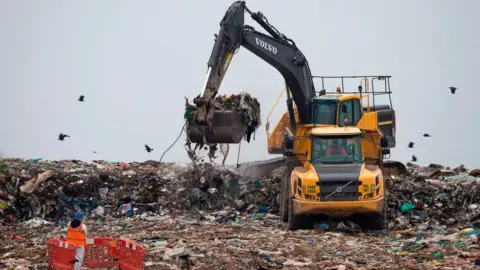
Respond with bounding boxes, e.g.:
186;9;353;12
313;100;337;125
339;99;361;126
311;136;362;164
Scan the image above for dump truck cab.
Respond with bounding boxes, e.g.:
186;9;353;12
285;126;386;229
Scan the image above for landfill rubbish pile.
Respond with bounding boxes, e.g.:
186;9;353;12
2;158;480;269
386;163;480;231
0;158;282;225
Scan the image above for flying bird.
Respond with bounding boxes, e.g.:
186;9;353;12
58;133;70;141
93;151;97;154
423;133;431;137
408;142;414;148
145;144;153;153
78;95;85;102
411;155;417;162
449;86;456;94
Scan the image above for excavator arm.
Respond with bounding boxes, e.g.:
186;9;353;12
193;1;316;130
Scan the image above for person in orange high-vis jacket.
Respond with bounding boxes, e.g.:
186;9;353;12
66;211;87;270
108;240;118;259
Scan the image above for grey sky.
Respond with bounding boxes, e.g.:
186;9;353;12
0;0;478;168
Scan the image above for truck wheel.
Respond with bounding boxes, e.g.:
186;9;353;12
280;173;289;222
366;181;388;231
281;161;296;222
287;195;312;230
368;212;386;231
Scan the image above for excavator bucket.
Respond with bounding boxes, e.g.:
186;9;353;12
186;109;249;144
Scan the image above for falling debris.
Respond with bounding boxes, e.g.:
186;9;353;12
411;155;417;162
145;144;153;153
219;144;229;166
423;133;431;137
78;95;85;102
450;86;457;94
408;142;414;148
58;133;70;141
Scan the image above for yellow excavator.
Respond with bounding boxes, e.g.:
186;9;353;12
185;1;405;230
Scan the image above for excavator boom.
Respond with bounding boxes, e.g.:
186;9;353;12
189;1;316;144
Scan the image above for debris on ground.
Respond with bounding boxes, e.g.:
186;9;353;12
1;158;480;269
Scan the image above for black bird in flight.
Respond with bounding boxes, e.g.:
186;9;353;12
58;133;70;141
411;155;417;162
93;151;97;154
408;142;414;148
423;133;431;137
449;86;456;94
145;144;153;153
78;95;85;102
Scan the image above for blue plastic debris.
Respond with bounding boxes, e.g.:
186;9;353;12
257;205;268;213
261;253;271;262
464;229;480;236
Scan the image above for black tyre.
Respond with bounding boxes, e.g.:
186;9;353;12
280;172;289;222
287;194;312;230
357;180;388;232
366;211;386;231
280;160;298;222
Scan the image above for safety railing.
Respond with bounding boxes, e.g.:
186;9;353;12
47;237;145;270
46;239;55;269
84;237;118;268
117;238;146;270
47;239;77;270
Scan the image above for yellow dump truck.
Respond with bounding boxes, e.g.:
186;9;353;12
266;76;396;229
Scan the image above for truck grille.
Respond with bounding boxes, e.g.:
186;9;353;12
320;191;361;200
313;164;362;202
318;181;360;201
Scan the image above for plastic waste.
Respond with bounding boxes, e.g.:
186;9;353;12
400;202;415;213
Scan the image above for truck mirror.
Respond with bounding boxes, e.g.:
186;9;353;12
284;137;294;150
380;137;389;147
